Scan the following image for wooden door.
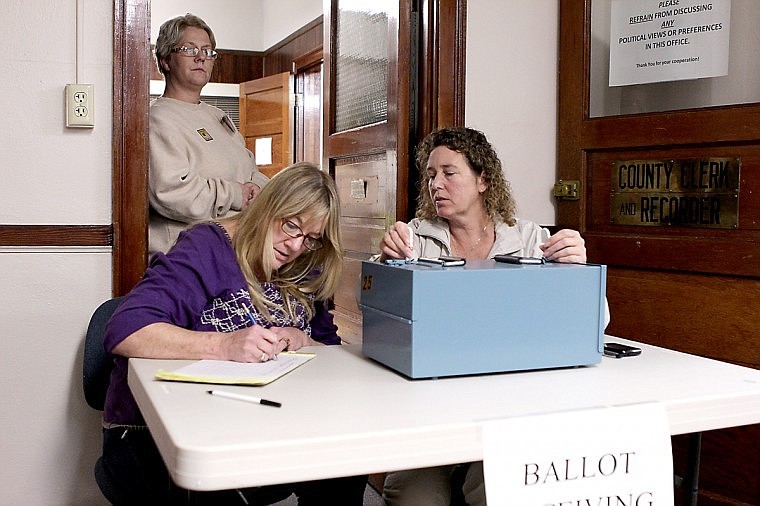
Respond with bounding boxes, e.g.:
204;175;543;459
323;0;414;342
557;2;760;504
239;71;294;178
294;49;324;165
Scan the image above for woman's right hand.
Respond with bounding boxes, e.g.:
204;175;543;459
222;325;282;362
379;221;414;261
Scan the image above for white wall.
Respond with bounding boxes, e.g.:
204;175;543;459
466;0;558;225
150;0;323;51
1;0;113;502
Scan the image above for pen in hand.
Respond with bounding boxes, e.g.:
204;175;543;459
207;390;281;408
248;309;277;361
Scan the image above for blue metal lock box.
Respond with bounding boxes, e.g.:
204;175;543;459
360;260;607;379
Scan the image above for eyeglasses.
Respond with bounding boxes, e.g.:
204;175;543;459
282;220;323;251
171;46;218;59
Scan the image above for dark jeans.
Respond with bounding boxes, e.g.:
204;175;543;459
101;427;367;505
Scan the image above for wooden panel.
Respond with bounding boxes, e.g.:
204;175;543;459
323;1;465;342
418;0;467;132
295;57;323;165
239;72;293;177
341;217;386;254
264;17;323;76
583;146;759;277
332;309;363;344
0;225;112;246
331;153;392;337
557;3;760;502
211;50;264;84
606;267;760;368
244;89;287;130
334;256;363;318
334;157;394;219
244;134;284;179
333;255;367;344
113;0;149;295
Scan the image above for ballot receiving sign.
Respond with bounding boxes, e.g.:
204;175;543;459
482;403;673;506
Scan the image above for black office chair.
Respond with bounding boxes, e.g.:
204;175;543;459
83;297;123;504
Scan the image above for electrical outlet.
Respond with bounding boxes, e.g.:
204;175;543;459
65;83;94;128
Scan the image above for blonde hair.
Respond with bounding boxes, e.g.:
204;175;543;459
231;163;343;322
155;13;216;76
415;126;517;226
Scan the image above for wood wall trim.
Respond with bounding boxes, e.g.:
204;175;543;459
265;16;323;54
293;47;323;73
0;225;112;246
113;0;150;296
582;104;760;148
418;0;467;133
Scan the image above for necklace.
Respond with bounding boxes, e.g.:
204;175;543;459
452;221;493;257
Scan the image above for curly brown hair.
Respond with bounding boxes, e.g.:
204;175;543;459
414;127;517;226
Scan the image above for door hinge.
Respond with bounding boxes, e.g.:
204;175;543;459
553;180;580;200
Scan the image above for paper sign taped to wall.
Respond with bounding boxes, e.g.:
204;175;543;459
482;403;673;505
609;0;731;86
255;137;273;165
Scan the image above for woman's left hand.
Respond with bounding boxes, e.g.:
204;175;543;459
270;327;320;351
241;182;261;209
539;229;587;263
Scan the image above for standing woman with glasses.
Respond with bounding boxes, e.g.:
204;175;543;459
149;13;269;255
101;163;368;505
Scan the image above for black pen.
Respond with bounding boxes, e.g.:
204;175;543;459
207;390;281;408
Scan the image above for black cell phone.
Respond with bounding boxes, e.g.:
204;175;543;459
604;342;642;358
494;254;545;265
417;256;466;267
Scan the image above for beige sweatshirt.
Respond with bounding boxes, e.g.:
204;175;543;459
148;97;269;254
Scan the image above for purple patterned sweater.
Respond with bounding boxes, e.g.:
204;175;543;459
103;222;339;425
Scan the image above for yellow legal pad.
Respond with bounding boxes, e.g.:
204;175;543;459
154;352;315;386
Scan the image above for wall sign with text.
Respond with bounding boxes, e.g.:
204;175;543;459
610;157;740;228
609;0;731;86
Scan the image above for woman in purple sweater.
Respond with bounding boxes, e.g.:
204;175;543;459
101;162;366;505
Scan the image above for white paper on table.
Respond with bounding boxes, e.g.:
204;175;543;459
154;352;315;385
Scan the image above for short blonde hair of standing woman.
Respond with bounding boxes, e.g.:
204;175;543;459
154;13;216;76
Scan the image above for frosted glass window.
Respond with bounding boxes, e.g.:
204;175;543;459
334;2;389;132
590;0;760;117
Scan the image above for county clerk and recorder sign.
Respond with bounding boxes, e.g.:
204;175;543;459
610;158;740;228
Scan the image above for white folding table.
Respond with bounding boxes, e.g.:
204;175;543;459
128;338;760;492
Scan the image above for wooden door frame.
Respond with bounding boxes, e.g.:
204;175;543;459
557;1;760;278
557;6;760;502
293;48;324;165
113;0;150;295
111;0;466;295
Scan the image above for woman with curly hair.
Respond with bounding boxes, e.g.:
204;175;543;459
379;126;587;265
379;127;589;506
